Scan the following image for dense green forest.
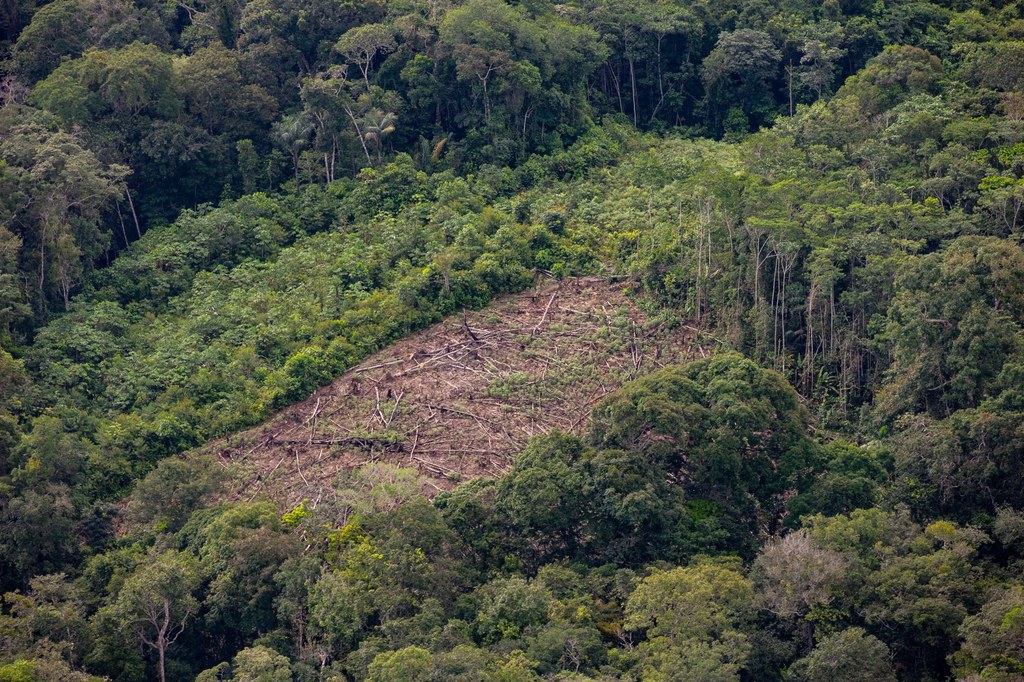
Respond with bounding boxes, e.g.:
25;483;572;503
2;0;1024;679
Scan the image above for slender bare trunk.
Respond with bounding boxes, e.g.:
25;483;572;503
343;105;372;163
126;189;142;239
787;61;794;115
481;75;491;118
608;63;624;114
628;57;638;126
116;201;130;248
157;599;171;682
38;237;45;312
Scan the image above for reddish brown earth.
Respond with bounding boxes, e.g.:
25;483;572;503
205;277;704;508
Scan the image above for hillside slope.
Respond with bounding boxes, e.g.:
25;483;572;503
209;277;703;506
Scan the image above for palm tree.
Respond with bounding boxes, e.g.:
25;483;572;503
272;114;314;191
361;109;397;164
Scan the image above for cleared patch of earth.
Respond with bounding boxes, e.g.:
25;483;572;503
206;277;704;507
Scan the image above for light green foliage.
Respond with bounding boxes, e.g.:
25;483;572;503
877;236;1024;421
367;646;432;682
625;559;754;681
32;42;179;123
281;501;309;527
334;463;423;519
0;654;101;682
308;569;376;656
488;650;541;682
335;24;396;88
0;573;88;666
229;645;293;681
804;510;988;664
0;661;33;682
524;622;606;676
124;456;225;532
474;577;554;643
10;415;87;489
994;507;1024;554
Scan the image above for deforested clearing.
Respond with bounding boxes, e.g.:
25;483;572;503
209;276;701;505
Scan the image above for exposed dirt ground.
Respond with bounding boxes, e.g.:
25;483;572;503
206;277;704;507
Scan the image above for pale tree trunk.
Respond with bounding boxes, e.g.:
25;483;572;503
628;56;638;126
608;63;624;114
157;598;171;682
786;61;794;115
360;60;371;90
116;200;130;248
38;237;45;313
480;70;492;119
158;642;167;682
126;188;142;239
139;597;189;682
343;105;372;163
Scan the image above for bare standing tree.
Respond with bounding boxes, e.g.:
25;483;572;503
107;550;199;682
753;529;847;646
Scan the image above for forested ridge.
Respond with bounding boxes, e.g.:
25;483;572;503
2;0;1024;680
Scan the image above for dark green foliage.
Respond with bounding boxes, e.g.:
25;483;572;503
787;441;889;520
788;628;896;682
9;0;90;84
0;485;79;584
496;432;588;564
876;236;1024;421
952;585;1024;680
579;447;686;564
591;354;821;546
892;408;1024;520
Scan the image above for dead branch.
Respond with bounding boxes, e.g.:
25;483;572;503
268;455;287;477
273;437;404;452
532;291;558;337
353;357;405;373
239;436;273;461
420;403;521;446
408;427;419;459
463;310;481;343
305;397;322;445
294;448;311;488
413;448;510;455
385;390;403;427
374;387;386;426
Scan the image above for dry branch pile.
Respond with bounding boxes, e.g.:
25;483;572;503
206;277;703;507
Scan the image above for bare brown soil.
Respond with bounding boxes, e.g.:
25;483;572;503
206;277;703;507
